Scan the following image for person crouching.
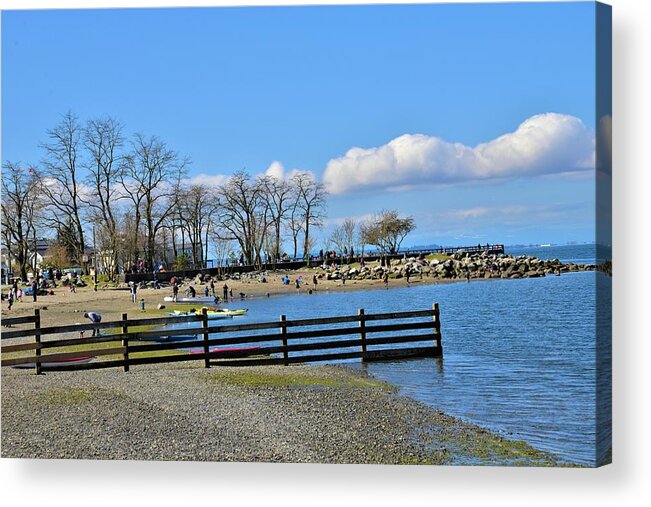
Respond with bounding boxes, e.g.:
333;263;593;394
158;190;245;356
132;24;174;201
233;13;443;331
84;312;102;337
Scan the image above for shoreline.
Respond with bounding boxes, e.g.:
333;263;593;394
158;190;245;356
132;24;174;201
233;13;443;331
1;265;593;330
0;362;564;465
1;262;592;466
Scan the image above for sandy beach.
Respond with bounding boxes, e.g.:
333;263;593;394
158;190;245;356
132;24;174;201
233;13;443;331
1;266;455;329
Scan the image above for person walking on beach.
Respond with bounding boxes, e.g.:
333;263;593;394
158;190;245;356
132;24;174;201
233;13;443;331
172;282;179;302
31;279;38;302
405;268;411;287
130;281;137;303
223;284;229;302
383;272;389;289
312;274;318;291
84;312;102;337
13;280;23;302
7;289;14;310
295;278;301;293
210;279;215;297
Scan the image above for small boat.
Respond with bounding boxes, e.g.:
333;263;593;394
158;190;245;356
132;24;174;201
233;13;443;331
12;356;95;369
163;296;219;304
210;308;248;317
166;310;232;320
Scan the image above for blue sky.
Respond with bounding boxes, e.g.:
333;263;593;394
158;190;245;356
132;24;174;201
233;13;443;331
2;2;599;248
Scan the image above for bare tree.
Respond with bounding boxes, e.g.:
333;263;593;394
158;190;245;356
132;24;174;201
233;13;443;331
330;218;357;259
329;225;347;256
259;175;293;263
215;172;271;266
362;210;415;255
81;116;124;279
291;172;327;263
121;133;187;269
209;235;235;274
39;112;87;269
1;162;42;281
175;184;218;267
286;198;303;261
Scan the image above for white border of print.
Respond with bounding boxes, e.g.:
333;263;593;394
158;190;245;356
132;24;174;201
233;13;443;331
1;1;649;506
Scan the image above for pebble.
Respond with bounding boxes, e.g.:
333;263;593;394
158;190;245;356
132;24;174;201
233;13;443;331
1;363;557;465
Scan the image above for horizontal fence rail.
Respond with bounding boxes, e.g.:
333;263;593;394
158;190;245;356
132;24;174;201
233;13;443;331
1;305;442;373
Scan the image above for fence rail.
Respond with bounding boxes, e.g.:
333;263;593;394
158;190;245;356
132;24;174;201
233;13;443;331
1;305;442;373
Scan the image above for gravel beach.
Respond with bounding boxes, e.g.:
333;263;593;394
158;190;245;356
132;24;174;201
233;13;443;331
1;362;558;465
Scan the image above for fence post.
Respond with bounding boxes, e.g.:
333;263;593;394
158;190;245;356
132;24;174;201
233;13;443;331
433;303;442;353
202;308;210;368
34;309;42;375
358;308;367;359
121;313;130;372
280;315;288;366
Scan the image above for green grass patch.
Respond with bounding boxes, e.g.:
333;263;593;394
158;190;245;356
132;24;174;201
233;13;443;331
33;387;93;406
433;429;562;466
205;370;396;390
425;253;451;261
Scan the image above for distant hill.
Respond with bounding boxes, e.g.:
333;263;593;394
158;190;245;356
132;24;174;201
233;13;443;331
402;243;442;251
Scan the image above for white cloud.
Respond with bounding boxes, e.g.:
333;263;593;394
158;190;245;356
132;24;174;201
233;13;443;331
323;213;375;227
443;207;491;219
323;113;595;194
263;160;315;181
425;202;590;229
185;173;229;188
264;161;286;180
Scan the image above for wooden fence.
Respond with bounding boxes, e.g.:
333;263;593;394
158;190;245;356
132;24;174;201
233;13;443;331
1;305;442;373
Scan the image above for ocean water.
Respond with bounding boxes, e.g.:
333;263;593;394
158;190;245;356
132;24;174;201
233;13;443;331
506;242;610;264
170;244;612;466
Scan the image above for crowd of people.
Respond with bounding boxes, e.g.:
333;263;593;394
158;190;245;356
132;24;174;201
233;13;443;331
2;267;83;310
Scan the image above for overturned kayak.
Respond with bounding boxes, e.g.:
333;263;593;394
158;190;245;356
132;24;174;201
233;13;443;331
12;356;95;369
139;334;198;342
163;296;219;304
188;345;261;355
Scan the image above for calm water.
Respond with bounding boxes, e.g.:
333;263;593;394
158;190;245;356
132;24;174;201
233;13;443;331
171;245;612;466
506;243;610;264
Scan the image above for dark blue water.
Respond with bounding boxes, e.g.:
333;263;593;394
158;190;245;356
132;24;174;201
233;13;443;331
171;245;611;466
